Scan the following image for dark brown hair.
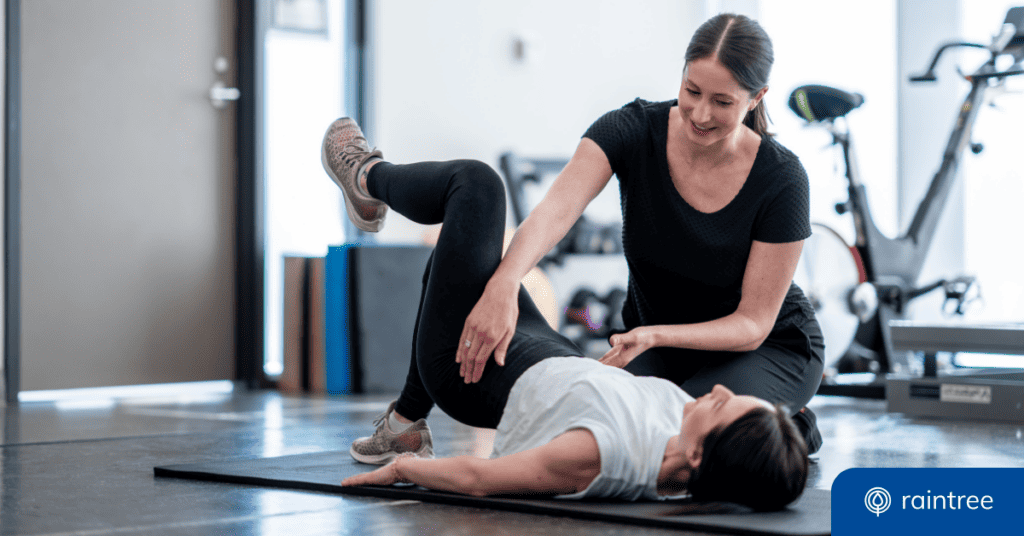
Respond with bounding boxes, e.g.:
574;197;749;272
687;403;809;511
685;13;774;137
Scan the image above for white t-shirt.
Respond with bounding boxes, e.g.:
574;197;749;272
491;357;693;500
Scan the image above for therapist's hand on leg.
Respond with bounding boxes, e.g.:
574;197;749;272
458;282;519;383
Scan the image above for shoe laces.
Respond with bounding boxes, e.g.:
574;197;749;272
370;408;398;437
339;137;372;166
371;410;388;429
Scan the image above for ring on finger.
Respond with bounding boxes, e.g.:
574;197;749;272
465;340;472;348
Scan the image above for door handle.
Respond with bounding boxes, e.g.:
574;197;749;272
209;80;240;109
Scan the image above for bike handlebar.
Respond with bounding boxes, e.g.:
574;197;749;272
910;7;1024;83
909;42;987;83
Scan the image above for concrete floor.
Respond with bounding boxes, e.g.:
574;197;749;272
1;387;1022;535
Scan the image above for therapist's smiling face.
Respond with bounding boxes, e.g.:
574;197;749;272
677;58;763;146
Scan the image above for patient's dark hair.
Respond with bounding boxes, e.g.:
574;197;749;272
687;404;808;511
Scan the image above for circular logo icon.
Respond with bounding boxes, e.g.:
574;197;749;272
865;487;892;516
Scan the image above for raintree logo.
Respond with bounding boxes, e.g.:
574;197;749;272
833;468;1020;535
865;487;892;516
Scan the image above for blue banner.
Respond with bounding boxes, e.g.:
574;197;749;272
832;468;1023;535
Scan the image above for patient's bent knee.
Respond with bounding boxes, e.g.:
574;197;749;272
449;159;506;211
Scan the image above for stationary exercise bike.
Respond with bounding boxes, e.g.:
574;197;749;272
789;7;1024;396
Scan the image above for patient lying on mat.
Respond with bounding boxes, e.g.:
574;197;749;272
322;115;808;511
342;363;807;512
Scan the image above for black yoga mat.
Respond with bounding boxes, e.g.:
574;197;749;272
155;451;830;536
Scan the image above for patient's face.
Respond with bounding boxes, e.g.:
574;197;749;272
681;384;774;442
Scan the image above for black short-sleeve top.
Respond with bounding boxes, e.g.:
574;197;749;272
583;98;815;340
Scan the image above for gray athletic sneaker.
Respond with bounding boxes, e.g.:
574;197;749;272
320;117;388;232
349;401;434;465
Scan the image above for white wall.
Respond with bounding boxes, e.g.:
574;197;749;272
369;0;901;247
961;1;1024;324
896;0;966;324
371;0;706;244
761;0;899;244
367;0;710;318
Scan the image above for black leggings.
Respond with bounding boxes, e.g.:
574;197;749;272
366;160;583;429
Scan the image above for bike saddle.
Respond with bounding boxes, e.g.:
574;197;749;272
788;85;864;122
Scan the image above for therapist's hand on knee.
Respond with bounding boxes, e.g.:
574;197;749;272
458;281;519;383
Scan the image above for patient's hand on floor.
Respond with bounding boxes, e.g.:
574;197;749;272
342;456;412;487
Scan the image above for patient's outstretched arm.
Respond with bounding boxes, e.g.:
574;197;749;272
342;429;600;497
